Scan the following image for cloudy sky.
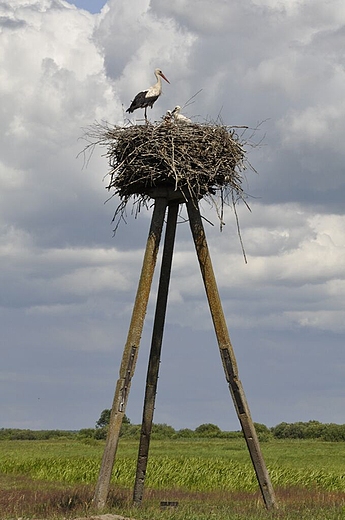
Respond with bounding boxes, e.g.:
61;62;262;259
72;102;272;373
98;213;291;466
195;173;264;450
1;0;345;432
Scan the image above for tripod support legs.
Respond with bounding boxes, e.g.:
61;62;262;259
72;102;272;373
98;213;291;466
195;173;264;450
94;196;276;511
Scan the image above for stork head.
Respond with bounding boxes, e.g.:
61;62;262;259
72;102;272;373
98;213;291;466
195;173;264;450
172;105;181;114
155;68;170;84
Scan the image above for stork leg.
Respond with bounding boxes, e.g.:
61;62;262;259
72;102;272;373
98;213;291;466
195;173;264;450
144;106;148;122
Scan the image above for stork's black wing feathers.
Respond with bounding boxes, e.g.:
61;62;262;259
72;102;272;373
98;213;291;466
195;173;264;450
126;90;159;113
126;90;147;113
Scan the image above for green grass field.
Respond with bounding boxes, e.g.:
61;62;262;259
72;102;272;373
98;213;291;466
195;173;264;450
1;437;345;519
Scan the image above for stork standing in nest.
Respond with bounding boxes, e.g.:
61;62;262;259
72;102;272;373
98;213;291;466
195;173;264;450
126;68;170;121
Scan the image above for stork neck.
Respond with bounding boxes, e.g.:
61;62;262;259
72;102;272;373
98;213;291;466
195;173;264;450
154;73;162;89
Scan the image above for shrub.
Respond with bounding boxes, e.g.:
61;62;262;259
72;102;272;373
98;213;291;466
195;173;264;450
194;423;222;437
254;423;272;442
176;428;194;438
77;429;95;439
151;423;176;439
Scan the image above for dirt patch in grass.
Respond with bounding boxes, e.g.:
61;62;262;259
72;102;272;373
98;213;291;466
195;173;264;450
0;474;126;519
1;475;345;520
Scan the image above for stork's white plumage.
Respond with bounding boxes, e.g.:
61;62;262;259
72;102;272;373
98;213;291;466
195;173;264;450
163;109;172;123
171;105;192;124
126;68;170;121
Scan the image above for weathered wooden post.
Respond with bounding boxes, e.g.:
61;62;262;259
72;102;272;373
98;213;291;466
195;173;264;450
92;196;167;510
186;198;276;510
89;118;277;511
133;199;180;505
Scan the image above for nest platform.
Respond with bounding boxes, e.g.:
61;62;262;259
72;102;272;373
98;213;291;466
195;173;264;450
84;119;252;229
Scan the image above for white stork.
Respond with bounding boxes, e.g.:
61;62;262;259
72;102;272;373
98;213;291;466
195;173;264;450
171;105;192;124
163;109;173;123
126;68;170;121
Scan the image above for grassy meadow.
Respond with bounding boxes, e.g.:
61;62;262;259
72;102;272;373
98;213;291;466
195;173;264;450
1;436;345;519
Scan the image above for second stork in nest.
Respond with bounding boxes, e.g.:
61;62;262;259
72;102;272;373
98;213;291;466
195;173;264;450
172;105;192;124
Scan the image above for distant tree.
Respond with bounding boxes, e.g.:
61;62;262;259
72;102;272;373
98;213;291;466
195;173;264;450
96;409;130;429
151;423;176;439
271;422;290;439
177;428;194;438
10;430;36;440
321;423;345;442
254;422;272;442
96;409;111;429
303;420;325;439
119;424;141;439
78;428;96;439
194;423;222;437
94;428;107;440
271;421;334;440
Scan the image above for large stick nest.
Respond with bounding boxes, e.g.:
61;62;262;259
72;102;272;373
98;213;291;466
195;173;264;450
83;119;254;232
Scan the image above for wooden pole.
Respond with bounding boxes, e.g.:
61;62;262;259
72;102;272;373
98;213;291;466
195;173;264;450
186;199;277;510
133;201;179;505
93;196;168;511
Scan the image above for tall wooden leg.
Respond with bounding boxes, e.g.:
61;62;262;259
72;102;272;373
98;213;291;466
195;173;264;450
186;199;277;510
93;197;168;511
133;201;179;505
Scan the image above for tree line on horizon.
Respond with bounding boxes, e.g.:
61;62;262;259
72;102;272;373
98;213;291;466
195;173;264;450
2;411;345;442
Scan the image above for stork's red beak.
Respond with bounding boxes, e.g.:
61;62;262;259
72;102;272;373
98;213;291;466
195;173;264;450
159;71;170;84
